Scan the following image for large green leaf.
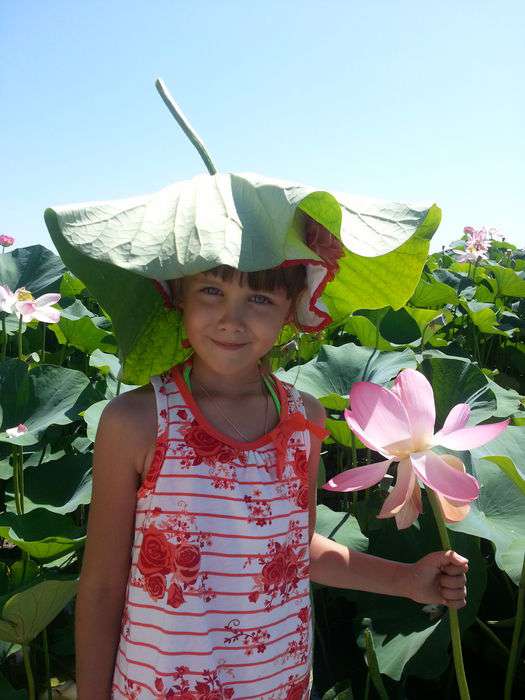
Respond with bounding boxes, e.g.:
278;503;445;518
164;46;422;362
410;277;458;307
315;504;369;553
276;343;417;401
0;509;85;562
48;299;117;354
0;244;65;298
448;454;525;584
0;576;77;644
5;453;92;514
489;267;525;298
45;174;440;385
343;315;395;351
420;352;499;427
0;360;102;446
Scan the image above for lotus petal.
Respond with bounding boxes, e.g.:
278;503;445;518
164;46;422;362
410;451;479;501
378;458;416;517
344;410;392;457
433;403;471;443
322;459;393;492
348;382;413;455
433;418;510;450
390;369;435;448
395;482;423;530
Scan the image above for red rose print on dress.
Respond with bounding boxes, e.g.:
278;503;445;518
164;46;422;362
139;427;170;497
284;673;310;700
167;580;185;608
144;572;167;599
138;526;174;576
183;420;245;469
250;538;308;610
153;667;235;699
172;541;201;584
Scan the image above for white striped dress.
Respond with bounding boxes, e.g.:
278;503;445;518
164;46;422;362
111;361;327;700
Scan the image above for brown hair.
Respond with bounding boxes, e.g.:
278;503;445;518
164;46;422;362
171;264;307;321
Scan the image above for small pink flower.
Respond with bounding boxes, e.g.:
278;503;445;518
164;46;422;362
0;285;61;323
456;226;490;262
323;368;509;529
6;424;28;438
0;235;15;248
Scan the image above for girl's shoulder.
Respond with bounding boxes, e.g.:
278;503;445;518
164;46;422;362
104;383;158;477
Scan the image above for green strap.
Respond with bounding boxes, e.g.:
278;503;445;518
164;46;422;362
182;363;281;415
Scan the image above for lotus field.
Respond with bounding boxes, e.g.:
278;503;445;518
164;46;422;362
0;227;524;699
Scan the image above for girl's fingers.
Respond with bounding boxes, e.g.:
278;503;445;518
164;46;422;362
440;563;468;576
440;573;466;589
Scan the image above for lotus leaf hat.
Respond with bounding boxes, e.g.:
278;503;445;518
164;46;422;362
44;80;441;386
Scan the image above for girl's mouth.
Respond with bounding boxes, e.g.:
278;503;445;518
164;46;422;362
212;339;247;350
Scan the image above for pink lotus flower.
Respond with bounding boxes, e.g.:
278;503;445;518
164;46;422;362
456;226;490;262
323;368;509;529
6;424;28;438
0;235;15;248
0;285;61;323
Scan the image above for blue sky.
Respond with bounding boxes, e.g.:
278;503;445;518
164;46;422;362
2;1;524;258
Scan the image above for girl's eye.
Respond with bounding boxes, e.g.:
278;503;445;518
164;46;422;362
251;294;272;305
200;286;222;296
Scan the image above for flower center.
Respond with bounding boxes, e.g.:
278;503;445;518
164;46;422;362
16;288;34;302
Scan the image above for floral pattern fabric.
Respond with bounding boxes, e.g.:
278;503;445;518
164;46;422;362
111;364;315;700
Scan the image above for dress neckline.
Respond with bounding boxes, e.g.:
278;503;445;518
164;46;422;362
170;361;290;450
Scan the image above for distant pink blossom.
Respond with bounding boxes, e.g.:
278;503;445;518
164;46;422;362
456;226;490;263
0;235;14;248
6;424;28;438
323;368;509;529
0;285;61;323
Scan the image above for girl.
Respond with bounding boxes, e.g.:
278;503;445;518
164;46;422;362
73;259;469;700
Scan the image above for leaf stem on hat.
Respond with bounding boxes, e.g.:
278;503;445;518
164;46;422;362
155;78;217;175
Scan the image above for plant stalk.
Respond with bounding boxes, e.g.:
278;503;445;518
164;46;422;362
22;644;36;700
504;553;525;700
1;315;6;361
18;315;23;360
426;487;471;700
42;627;53;700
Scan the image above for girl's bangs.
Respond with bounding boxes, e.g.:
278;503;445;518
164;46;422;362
207;265;306;299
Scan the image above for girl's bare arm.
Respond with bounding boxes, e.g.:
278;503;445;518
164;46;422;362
75;396;147;699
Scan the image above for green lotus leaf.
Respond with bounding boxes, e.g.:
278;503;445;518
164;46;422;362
462;300;512;336
325;418;366;448
276;343;417;401
321;681;354;699
0;244;65;299
432;269;476;300
82;399;111;442
489;266;525;298
48;299;116;354
420;352;499;426
352;507;485;680
0;509;85;562
410;277;458;307
315;505;368;553
0;576;77;644
448;453;525;584
379;307;421;344
59;270;86;297
343;315;395;351
0;360;102;446
485;378;523;418
45;173;440;386
0;673;27;699
5;453;92;514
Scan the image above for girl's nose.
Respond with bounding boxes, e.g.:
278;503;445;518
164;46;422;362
218;302;246;332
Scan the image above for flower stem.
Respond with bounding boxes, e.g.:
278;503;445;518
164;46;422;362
426;487;471;700
504;553;525;700
22;644;36;700
18;315;23;360
1;315;7;361
42;626;53;700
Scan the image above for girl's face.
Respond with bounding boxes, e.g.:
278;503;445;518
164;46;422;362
171;271;293;376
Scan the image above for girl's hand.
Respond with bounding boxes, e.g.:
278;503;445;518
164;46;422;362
408;550;469;609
